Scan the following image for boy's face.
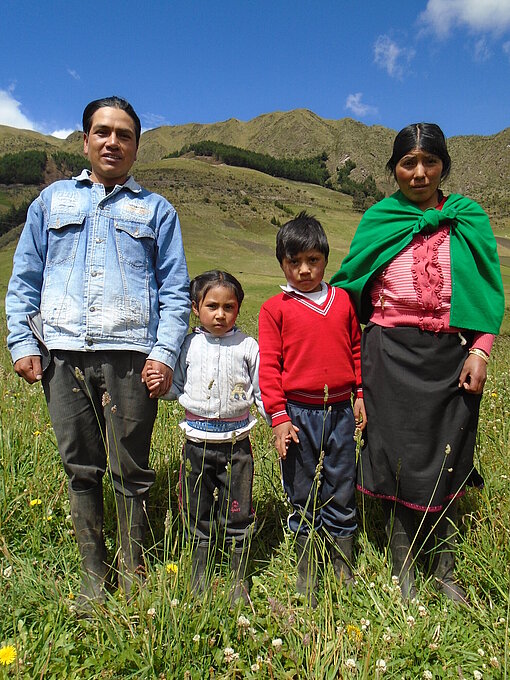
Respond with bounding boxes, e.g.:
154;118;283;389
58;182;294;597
281;249;327;293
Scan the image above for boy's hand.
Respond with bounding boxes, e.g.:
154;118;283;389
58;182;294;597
142;360;173;398
353;397;367;431
273;421;299;460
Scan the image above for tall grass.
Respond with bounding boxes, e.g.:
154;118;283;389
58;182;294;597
0;319;509;679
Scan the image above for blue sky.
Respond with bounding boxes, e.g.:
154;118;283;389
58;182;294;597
1;0;510;139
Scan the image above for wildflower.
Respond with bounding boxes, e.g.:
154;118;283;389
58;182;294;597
369;581;375;588
323;384;329;403
423;671;433;680
166;562;178;575
491;392;497;397
33;430;42;437
147;608;156;618
0;645;16;666
382;632;392;643
74;367;85;381
418;605;427;617
429;643;439;651
489;657;499;668
477;649;485;657
391;575;399;584
111;405;117;414
445;443;451;455
237;615;250;629
406;615;415;627
375;658;387;674
302;633;311;646
30;498;42;506
251;657;263;672
345;658;356;670
169;598;179;607
193;634;200;643
102;392;111;407
360;618;370;630
3;566;12;578
44;513;53;521
473;671;482;680
223;647;239;663
271;638;283;651
213;487;219;502
346;624;362;642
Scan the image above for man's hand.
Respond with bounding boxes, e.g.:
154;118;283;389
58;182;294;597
142;359;173;398
273;421;300;460
14;356;43;384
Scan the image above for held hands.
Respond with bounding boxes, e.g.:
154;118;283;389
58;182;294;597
272;420;300;460
142;360;173;398
458;354;487;395
354;397;367;431
14;355;43;384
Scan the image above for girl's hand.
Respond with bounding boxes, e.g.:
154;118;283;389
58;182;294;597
353;397;367;431
272;421;299;460
458;354;487;394
142;360;173;398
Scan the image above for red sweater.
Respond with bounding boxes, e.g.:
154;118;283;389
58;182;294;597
258;284;362;426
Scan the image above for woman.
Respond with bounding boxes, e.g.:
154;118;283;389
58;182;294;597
331;123;504;602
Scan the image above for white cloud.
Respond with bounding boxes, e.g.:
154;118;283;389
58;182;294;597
50;128;76;139
503;40;510;56
374;35;415;79
67;68;80;81
474;38;492;61
140;112;171;131
345;93;378;117
420;0;510;37
0;89;36;130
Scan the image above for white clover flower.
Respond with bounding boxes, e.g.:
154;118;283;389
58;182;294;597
193;634;200;643
382;632;392;643
272;638;283;651
489;657;499;668
423;671;433;680
237;614;250;629
418;604;427;617
223;647;239;663
473;671;482;680
375;658;387;673
369;581;375;588
391;575;399;584
477;649;485;657
169;598;179;607
147;607;156;618
251;662;260;672
345;658;356;670
3;565;12;578
360;618;370;630
406;615;416;627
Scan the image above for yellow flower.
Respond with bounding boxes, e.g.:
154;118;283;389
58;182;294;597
30;498;42;507
0;645;16;666
166;562;178;575
346;624;363;642
33;430;42;437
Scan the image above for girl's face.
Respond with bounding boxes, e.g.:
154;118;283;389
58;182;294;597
192;285;240;336
394;148;443;210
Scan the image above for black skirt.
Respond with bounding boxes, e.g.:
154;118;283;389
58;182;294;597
358;323;483;512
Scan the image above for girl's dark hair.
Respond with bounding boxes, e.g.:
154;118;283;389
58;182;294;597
82;96;141;145
276;211;329;264
386;123;451;181
190;270;245;308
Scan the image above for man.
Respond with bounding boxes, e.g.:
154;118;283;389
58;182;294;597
6;96;190;610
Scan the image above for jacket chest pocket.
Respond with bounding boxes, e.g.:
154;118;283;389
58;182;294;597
114;219;155;269
46;214;85;266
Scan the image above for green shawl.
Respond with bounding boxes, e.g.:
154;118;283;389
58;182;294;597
330;191;505;334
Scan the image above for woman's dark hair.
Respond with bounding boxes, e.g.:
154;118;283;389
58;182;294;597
276;211;329;264
386;123;451;181
82;96;141;145
190;270;245;308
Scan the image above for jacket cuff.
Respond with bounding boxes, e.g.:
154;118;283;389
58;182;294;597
10;341;41;365
271;410;291;427
147;347;177;370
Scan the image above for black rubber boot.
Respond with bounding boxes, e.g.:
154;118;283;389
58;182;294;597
295;533;318;608
331;535;355;591
433;501;468;605
229;548;250;605
384;502;417;601
69;485;109;615
190;545;210;595
116;492;148;597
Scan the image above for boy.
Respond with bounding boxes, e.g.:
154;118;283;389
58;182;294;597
258;212;366;605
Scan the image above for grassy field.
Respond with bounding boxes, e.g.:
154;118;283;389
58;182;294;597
0;165;509;678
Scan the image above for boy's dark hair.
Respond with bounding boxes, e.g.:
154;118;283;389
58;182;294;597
190;270;245;308
82;96;142;146
275;211;329;264
386;122;451;181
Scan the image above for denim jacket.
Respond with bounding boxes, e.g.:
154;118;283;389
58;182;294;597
6;171;190;368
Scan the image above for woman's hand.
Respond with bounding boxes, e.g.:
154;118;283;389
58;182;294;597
458;354;487;394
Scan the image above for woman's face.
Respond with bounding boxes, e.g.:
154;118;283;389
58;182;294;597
394;148;443;210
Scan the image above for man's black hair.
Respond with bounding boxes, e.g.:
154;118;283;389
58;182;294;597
275;211;329;264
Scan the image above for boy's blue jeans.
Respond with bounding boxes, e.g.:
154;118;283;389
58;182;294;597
280;400;357;538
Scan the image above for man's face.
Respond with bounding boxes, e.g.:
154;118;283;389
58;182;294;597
83;107;138;186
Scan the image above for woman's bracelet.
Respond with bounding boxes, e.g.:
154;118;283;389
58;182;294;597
468;348;489;364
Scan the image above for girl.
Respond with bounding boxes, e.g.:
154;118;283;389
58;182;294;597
147;271;266;604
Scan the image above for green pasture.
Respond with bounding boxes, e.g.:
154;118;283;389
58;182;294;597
0;164;509;678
